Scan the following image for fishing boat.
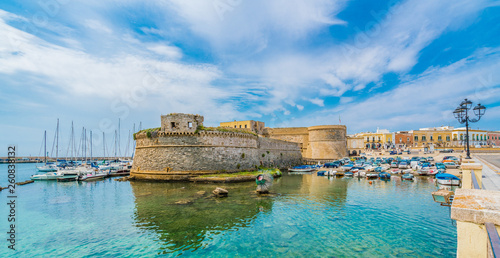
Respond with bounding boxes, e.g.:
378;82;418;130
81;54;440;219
366;173;378;179
336;171;345;177
427;169;440;176
401;168;413;174
379;172;391;179
435;173;461;186
402;173;414;180
345;171;354;177
317;171;327;176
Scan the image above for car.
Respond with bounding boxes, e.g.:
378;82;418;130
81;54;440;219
427;157;434;161
443;162;459;169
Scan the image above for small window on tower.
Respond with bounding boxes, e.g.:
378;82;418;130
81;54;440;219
171;122;176;128
245;125;247;128
188;122;193;128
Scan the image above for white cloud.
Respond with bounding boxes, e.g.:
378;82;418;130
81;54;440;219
296;104;304;111
309;98;325;107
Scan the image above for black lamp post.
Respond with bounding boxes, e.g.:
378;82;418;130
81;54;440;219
453;99;486;159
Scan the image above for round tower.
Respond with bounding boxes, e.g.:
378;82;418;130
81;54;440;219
306;125;347;160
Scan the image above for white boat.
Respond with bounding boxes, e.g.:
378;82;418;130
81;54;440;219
436;173;461;186
325;170;337;176
31;171;64;180
401;169;413;174
288;167;315;172
78;171;107;181
390;169;401;174
37;164;58;172
366;173;378;179
356;171;366;177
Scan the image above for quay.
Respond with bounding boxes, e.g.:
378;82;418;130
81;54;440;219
450;153;500;257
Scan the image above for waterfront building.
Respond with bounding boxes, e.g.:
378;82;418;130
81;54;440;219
486;131;500;147
347;135;364;156
451;128;488;147
355;129;394;149
412;126;454;148
394;131;413;148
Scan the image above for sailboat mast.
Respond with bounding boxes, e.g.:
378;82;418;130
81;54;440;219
56;118;59;165
44;130;47;164
114;130;117;158
90;130;93;162
118;118;121;158
103;132;106;159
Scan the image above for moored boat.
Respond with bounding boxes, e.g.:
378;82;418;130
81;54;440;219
435;173;461;186
345;171;354;177
31;171;64;180
366;173;378;179
379;172;391;179
402;173;414;180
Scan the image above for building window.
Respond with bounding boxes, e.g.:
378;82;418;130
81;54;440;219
234;125;237;128
422;136;427;141
460;135;463;140
399;138;402;143
171;122;176;128
245;125;247;128
446;136;450;141
188;122;193;128
239;125;242;128
414;136;418;141
407;137;409;142
438;135;442;141
430;136;433;141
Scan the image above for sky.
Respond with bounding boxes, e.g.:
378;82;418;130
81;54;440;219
0;0;499;157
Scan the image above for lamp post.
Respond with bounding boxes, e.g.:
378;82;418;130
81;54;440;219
453;99;486;159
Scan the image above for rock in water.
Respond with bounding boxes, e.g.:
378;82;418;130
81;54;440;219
213;187;228;197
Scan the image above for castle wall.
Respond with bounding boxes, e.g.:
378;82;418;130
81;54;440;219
132;131;302;175
307;125;347;159
264;127;309;156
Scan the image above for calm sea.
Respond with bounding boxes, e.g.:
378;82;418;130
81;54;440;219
0;163;456;257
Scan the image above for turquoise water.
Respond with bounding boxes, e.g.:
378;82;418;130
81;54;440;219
0;163;456;257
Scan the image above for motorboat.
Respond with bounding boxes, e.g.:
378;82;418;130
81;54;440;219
288;166;315;172
325;170;337;176
317;171;327;176
398;162;409;169
402;173;414;180
78;171;107;181
366;173;378;179
390;169;401;174
443;162;459;169
345;171;354;177
379;172;391;179
356;171;366;178
31;171;64;180
341;164;354;171
436;173;461;186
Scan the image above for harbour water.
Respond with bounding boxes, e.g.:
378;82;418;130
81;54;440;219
1;163;456;257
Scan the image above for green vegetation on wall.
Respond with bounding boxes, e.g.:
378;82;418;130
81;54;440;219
133;127;161;140
195;125;258;136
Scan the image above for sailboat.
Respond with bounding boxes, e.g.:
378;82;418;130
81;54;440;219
77;130;107;181
36;131;57;172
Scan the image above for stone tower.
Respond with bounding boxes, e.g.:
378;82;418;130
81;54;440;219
161;113;204;133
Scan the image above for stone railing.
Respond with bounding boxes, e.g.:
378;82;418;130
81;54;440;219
451;158;500;257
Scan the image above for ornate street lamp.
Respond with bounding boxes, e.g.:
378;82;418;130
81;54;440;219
454;99;486;159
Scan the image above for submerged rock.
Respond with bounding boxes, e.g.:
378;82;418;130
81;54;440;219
213;187;228;197
196;191;206;196
175;199;193;205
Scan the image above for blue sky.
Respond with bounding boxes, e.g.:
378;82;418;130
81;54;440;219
0;0;499;156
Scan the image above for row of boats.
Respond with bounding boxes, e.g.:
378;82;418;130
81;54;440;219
289;162;461;186
32;160;132;182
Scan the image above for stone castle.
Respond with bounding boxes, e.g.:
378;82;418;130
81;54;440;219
131;113;347;180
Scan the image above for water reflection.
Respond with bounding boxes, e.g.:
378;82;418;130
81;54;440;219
131;181;276;254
